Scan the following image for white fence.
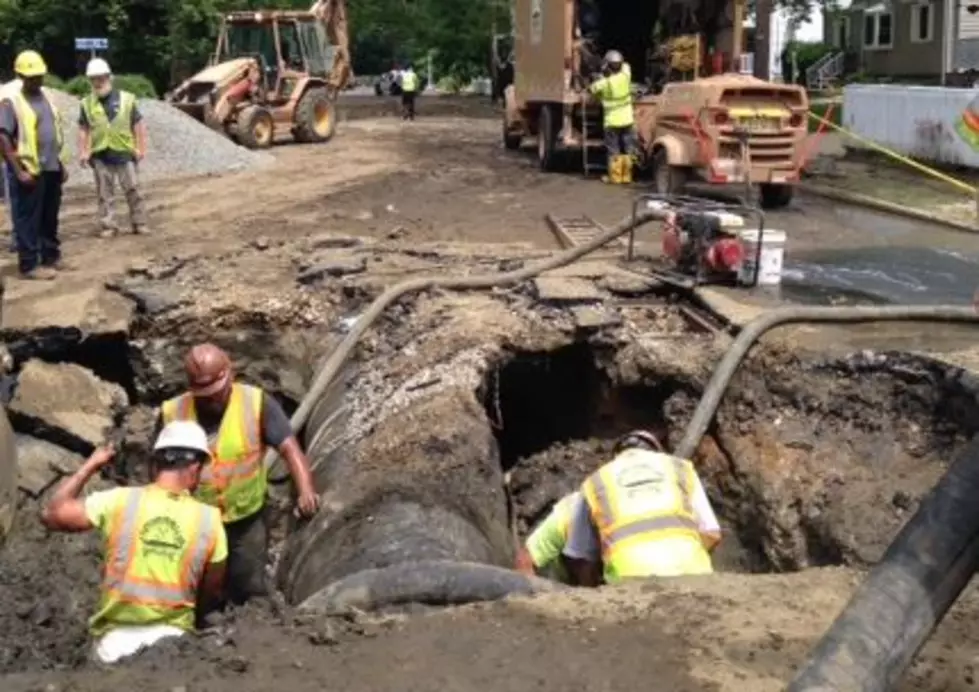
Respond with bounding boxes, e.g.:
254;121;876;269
843;84;979;168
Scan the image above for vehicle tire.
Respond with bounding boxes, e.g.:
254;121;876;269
236;105;275;149
293;87;337;144
759;183;794;209
374;83;383;96
537;105;559;172
503;116;522;151
653;147;686;194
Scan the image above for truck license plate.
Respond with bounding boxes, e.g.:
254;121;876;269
738;117;777;133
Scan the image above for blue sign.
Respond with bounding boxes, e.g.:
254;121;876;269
75;38;109;51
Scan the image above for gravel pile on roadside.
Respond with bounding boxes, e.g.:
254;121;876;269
36;89;273;188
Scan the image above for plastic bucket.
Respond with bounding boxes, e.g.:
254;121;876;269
738;229;786;286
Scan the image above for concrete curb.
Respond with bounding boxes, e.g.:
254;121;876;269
800;183;979;235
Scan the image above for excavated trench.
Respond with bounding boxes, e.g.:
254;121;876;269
1;301;978;674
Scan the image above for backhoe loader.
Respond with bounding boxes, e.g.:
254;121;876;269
166;0;351;149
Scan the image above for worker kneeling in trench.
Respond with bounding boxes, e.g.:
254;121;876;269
517;430;721;586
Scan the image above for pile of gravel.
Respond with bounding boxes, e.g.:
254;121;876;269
35;89;274;188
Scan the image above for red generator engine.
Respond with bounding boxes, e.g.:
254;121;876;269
661;209;746;284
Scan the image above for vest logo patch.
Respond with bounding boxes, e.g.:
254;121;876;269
139;516;186;560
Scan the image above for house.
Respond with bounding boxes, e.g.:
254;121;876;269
823;0;979;82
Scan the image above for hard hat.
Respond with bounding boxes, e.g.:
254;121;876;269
85;58;112;78
154;421;211;458
614;429;664;453
184;343;232;396
14;50;47;78
603;50;624;65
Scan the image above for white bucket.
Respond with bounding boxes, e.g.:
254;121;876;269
738;229;786;286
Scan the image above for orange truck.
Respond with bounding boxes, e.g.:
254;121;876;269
500;0;810;208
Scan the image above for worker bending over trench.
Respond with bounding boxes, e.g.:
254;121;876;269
157;343;319;606
41;422;227;664
519;430;721;586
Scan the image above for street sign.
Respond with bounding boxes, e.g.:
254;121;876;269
74;38;109;51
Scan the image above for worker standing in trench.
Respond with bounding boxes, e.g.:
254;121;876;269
588;50;637;186
157;343;320;605
40;421;227;664
77;58;150;238
0;50;70;281
514;491;581;583
561;430;722;586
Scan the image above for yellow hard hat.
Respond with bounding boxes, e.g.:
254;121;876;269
14;50;47;78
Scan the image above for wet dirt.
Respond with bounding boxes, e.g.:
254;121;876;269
0;95;978;691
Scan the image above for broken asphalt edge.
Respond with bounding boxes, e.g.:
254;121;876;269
800;183;979;235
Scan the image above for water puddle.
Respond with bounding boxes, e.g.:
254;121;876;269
781;245;979;306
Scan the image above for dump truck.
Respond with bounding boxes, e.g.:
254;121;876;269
500;0;809;208
167;0;351;149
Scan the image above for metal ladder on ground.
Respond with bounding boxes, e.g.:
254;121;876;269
545;214;624;255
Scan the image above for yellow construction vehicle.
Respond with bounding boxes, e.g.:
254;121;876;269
166;0;351;149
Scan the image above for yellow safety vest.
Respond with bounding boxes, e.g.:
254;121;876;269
401;71;419;93
8;88;68;175
582;449;713;582
82;90;137;155
91;485;221;637
161;383;266;524
589;63;634;129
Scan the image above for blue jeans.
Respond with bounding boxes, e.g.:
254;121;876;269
12;170;62;274
2;163;15;250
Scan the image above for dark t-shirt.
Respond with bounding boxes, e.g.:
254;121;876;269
154;391;294;450
78;89;143;165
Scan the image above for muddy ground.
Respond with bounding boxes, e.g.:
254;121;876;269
1;94;979;691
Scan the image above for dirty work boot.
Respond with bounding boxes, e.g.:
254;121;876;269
602;156;620;184
98;226;119;239
619;155;633;184
132;224;151;235
21;266;56;281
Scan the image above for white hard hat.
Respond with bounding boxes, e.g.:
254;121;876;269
154;421;211;458
604;50;624;65
86;58;112;78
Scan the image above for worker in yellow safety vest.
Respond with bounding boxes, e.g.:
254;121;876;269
0;50;70;281
515;491;580;583
561;430;722;586
400;63;419;121
157;343;319;605
78;57;149;237
588;50;636;185
41;421;228;664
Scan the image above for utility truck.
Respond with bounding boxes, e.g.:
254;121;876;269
500;0;809;208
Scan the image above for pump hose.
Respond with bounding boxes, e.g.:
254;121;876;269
674;305;979;460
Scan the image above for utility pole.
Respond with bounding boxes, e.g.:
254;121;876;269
753;0;773;79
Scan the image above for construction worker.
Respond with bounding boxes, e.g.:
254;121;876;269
78;58;149;238
562;430;721;587
515;491;580;583
0;50;69;281
588;50;636;185
157;343;319;605
0;77;21;252
400;63;419;121
40;421;227;664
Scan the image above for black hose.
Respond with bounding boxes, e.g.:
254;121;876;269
296;559;561;613
675;305;979;460
787;435;979;691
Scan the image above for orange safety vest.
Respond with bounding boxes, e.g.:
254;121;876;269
94;486;219;635
161;383;266;523
582;449;712;581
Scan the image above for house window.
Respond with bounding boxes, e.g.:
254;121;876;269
833;16;850;48
863;9;893;49
911;3;935;42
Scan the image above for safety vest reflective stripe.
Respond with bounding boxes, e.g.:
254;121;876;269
9;89;68;175
82;91;137;154
584;453;699;558
104;489;215;607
